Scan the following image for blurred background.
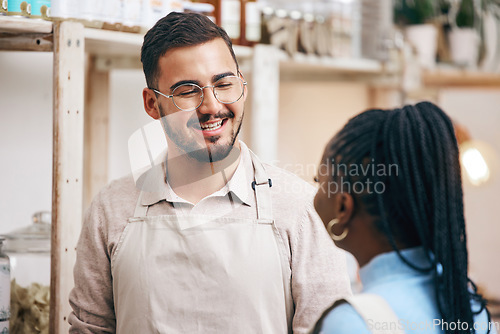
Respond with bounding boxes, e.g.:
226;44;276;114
1;0;499;327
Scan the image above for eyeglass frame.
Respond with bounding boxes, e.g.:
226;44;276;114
151;75;248;112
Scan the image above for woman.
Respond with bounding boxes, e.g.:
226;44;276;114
312;102;494;334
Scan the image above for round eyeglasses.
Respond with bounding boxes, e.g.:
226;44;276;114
152;75;247;112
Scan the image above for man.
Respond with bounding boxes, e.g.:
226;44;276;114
69;12;350;334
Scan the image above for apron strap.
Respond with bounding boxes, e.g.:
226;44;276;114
309;294;404;334
248;150;273;221
133;192;149;217
344;294;405;334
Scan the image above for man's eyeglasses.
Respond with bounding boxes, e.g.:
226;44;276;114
152;75;247;112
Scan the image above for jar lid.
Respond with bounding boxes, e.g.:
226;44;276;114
3;211;51;253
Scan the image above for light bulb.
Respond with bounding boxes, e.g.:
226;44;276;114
461;147;490;186
459;140;499;187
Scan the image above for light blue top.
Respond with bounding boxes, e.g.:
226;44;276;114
321;247;496;334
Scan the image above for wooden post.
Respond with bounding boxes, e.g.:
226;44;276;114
83;56;110;210
50;21;84;334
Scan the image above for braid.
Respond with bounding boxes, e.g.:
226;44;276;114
325;102;490;333
374;107;434;271
424;102;477;333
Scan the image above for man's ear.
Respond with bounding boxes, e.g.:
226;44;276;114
336;193;355;226
143;88;161;120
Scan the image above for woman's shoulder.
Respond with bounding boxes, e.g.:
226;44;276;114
318;294;496;334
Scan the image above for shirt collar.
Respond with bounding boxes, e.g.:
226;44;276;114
359;247;433;290
138;141;254;207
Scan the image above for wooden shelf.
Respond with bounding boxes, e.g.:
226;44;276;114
282;53;383;74
423;68;500;87
0;15;52;33
0;17;254;63
0;16;382;76
3;15;499;87
84;27;143;57
85;27;254;59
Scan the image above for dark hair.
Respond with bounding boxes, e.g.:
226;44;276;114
141;12;238;89
317;102;489;334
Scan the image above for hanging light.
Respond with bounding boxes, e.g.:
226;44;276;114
460;142;491;186
454;122;498;187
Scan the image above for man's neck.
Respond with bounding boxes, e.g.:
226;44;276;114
166;142;242;204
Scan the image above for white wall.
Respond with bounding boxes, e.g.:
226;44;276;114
277;80;369;182
108;70;151;181
0;54;151;233
0;52;53;233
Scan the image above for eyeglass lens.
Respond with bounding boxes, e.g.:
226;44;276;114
172;76;244;111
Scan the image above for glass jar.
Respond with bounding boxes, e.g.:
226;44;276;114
3;211;50;287
3;211;51;334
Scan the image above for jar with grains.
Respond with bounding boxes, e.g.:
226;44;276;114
0;237;11;333
3;211;50;334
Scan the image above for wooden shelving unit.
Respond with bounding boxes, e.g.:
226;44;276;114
0;15;52;33
1;16;83;334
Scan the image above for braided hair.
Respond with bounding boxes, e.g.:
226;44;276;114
317;102;489;333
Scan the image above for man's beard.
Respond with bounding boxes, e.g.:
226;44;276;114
160;105;244;163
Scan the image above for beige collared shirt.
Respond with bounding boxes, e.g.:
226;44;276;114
69;141;351;334
141;141;254;216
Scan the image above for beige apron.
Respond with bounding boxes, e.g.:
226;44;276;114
111;152;293;333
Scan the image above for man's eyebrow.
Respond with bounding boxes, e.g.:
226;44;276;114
168;72;236;91
212;72;236;82
169;79;201;91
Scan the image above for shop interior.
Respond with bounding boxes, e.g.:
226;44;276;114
1;0;500;332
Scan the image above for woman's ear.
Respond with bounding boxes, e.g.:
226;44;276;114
143;88;161;120
336;193;355;225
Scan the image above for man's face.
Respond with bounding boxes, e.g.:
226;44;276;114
155;38;246;162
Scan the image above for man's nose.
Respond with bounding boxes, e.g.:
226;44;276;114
197;87;223;115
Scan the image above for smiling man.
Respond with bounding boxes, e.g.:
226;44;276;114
68;12;351;334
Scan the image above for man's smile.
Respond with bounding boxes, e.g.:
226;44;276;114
193;118;229;137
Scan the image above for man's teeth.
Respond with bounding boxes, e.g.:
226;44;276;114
200;120;223;131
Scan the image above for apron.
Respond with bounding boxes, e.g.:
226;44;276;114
111;152;293;333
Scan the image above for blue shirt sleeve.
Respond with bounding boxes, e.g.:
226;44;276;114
319;303;371;334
